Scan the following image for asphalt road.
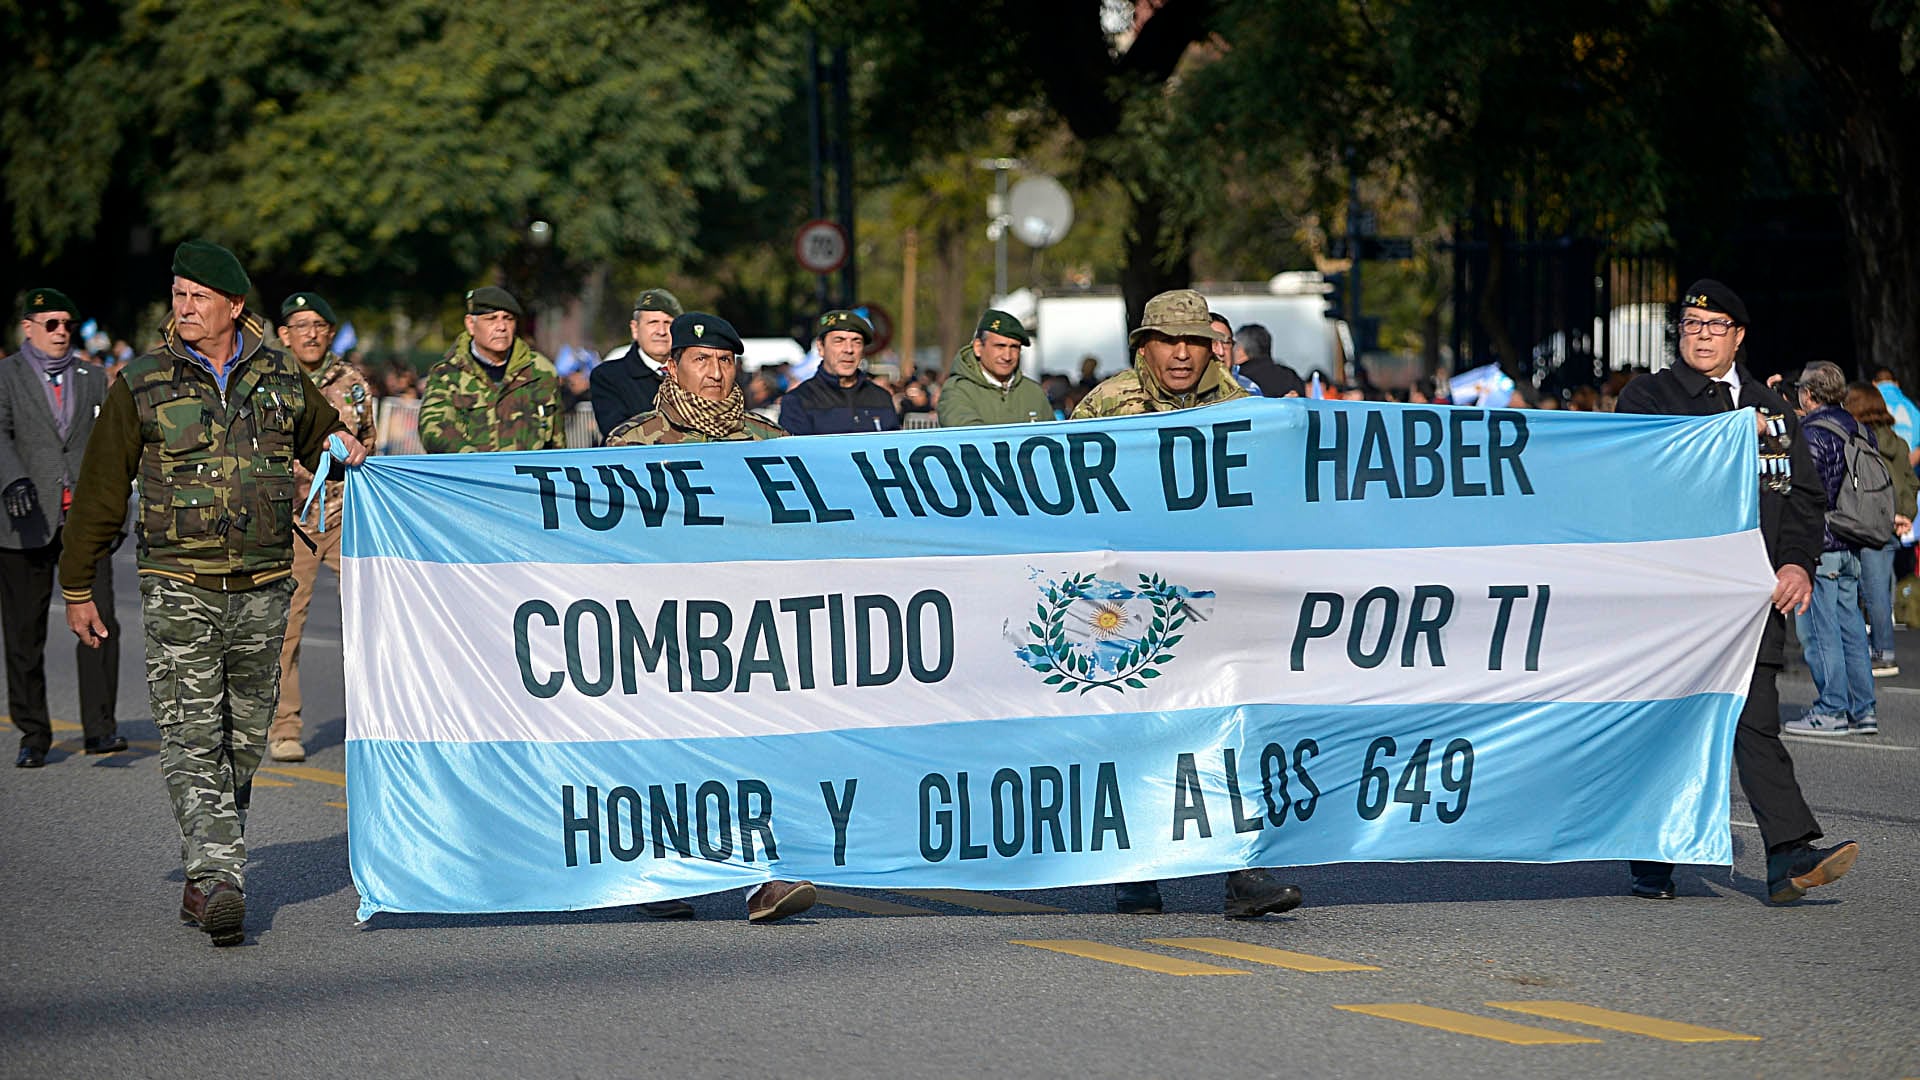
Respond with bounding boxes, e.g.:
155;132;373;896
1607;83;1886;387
3;543;1916;1079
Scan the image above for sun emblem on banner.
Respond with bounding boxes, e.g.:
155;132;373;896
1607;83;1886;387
1013;572;1212;694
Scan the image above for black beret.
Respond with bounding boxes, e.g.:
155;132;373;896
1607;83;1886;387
280;291;337;325
172;239;251;297
975;308;1031;346
465;285;524;319
634;288;683;317
22;287;76;318
818;309;873;342
1680;279;1749;326
670;312;745;355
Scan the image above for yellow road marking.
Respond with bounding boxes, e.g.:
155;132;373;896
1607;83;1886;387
1488;1002;1759;1042
324;801;348;809
260;765;347;787
1013;940;1249;976
894;889;1064;913
1336;1004;1602;1045
812;889;935;916
1148;937;1380;972
250;777;296;788
49;719;82;732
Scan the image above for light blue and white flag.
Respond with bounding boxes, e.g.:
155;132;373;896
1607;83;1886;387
342;399;1772;918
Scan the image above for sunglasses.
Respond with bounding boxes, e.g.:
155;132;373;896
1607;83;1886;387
33;318;76;331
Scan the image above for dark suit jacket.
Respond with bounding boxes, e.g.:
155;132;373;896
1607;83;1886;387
1615;359;1825;665
0;351;117;551
588;343;664;438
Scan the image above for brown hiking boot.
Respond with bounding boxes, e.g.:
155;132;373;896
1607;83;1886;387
181;880;246;946
746;880;816;923
269;739;306;762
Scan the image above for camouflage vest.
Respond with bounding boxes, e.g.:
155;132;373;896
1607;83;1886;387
126;328;309;585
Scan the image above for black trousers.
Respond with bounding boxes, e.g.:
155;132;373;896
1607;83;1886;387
1;530;119;751
1632;661;1821;881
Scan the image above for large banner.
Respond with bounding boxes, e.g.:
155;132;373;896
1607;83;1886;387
343;399;1773;918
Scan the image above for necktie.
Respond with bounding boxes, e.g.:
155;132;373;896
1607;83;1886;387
1710;380;1736;413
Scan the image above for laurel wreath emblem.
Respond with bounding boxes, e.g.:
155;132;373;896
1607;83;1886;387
1024;572;1191;694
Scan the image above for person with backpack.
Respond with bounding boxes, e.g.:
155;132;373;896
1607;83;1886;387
1844;381;1917;677
1786;361;1889;737
1614;280;1858;905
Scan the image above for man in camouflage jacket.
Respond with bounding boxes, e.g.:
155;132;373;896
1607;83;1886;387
1065;288;1300;921
269;292;377;763
59;240;367;947
418;286;562;453
1071;289;1250;419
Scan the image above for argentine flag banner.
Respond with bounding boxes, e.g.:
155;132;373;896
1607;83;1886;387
343;399;1772;918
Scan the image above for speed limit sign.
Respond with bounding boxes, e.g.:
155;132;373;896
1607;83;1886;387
794;219;849;275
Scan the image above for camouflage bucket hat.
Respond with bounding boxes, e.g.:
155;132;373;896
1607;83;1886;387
1129;289;1225;345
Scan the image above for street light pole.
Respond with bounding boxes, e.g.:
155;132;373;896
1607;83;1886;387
977;157;1019;299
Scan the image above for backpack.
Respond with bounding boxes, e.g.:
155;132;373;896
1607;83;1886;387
1804;416;1897;548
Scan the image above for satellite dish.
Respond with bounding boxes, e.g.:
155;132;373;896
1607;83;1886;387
1008;175;1075;248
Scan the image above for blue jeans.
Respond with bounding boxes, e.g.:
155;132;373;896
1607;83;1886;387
1796;550;1877;720
1860;540;1897;659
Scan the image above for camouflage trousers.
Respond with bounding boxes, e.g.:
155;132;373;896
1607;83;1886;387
140;575;295;890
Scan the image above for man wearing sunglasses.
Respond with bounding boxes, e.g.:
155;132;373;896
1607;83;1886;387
1614;279;1860;905
1;288;124;768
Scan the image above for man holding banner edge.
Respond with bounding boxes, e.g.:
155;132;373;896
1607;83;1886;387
1614;278;1860;904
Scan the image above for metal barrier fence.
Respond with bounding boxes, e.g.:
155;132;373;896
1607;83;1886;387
374;399;601;453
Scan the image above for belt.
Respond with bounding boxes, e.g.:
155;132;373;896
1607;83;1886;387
142;568;284;593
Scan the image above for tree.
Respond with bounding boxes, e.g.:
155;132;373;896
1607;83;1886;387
1756;0;1920;383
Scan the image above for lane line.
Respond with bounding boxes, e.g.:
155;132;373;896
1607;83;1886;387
324;801;348;809
1732;820;1759;829
48;719;82;732
1488;1001;1759;1042
1335;1004;1602;1045
1013;940;1249;976
1781;736;1915;752
1148;937;1380;972
812;889;935;917
260;765;349;786
250;777;297;788
893;889;1064;913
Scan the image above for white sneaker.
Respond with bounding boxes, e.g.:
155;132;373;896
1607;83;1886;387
1784;713;1853;737
1852;715;1879;736
1872;656;1899;677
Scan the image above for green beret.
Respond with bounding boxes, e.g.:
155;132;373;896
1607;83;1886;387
975;308;1031;346
670;312;745;355
818;309;873;342
280;292;337;325
172;239;252;297
465;285;524;319
634;288;683;317
22;287;77;318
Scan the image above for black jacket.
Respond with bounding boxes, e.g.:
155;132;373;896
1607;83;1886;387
1238;356;1305;399
777;367;900;435
588;343;663;437
1615;360;1825;665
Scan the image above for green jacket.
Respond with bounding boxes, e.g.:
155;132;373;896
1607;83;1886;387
1070;356;1248;419
418;333;562;453
58;312;343;601
1866;419;1920;519
936;343;1054;427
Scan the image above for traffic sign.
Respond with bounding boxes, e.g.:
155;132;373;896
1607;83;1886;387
858;301;894;355
794;219;849;275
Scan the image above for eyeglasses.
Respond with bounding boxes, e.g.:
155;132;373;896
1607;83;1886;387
33;318;75;331
1678;316;1736;338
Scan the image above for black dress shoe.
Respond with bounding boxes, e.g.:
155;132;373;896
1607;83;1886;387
1630;880;1676;900
1114;881;1163;914
84;735;128;755
15;746;46;768
1767;840;1860;904
1223;868;1304;918
638;899;696;919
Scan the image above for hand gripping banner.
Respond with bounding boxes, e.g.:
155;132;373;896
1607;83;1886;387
342;399;1773;918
